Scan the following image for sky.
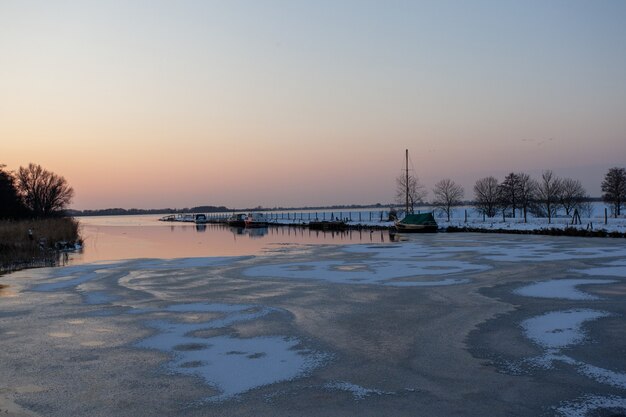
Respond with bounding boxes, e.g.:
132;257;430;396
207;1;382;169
1;0;625;209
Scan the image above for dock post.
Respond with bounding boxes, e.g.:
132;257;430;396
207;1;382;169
464;209;467;223
605;207;608;225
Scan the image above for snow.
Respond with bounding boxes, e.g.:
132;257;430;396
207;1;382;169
136;303;327;401
514;279;616;300
578;363;626;389
257;202;626;234
244;259;487;287
323;381;390;400
521;309;610;349
344;240;626;263
31;257;244;292
556;395;626;417
518;308;626;393
575;260;626;278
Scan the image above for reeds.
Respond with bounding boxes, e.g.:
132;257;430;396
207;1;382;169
0;217;81;273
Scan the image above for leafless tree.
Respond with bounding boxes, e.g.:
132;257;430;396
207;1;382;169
516;172;537;223
534;170;562;223
16;163;74;217
601;167;626;217
498;173;521;218
473;176;499;218
432;179;464;221
395;173;427;214
559;178;587;216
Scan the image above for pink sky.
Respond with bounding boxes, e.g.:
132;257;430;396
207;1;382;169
2;1;625;209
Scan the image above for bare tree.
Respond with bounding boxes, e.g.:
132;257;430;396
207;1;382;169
601;167;626;217
432;179;464;221
0;164;28;219
516;172;537;223
559;178;587;216
498;173;521;218
395;173;427;214
16;163;74;217
535;170;562;223
473;176;499;218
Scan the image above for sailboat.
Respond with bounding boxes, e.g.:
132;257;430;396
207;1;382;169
394;149;438;233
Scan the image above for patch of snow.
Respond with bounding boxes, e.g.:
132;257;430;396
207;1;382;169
344;240;626;263
244;259;488;287
135;303;327;401
521;309;610;349
577;363;626;389
31;257;244;292
556;395;626;417
575;260;626;278
514;279;616;300
323;381;390;400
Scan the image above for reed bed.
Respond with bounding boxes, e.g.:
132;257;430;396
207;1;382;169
0;217;81;273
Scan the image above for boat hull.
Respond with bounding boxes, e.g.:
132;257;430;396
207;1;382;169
394;222;438;233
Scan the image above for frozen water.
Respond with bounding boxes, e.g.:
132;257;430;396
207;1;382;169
136;303;327;401
556;395;626;417
323;381;390;400
244;259;487;286
575;260;626;278
514;279;616;300
521;309;610;349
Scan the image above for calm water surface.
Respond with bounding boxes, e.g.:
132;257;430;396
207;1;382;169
68;215;393;265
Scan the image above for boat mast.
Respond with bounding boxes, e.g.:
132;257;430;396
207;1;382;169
405;148;409;215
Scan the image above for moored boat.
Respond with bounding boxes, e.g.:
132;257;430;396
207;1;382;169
244;212;268;228
394;213;438;233
395;149;438;233
194;214;207;224
227;213;247;227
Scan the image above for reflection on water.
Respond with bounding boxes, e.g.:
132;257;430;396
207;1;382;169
68;215;393;265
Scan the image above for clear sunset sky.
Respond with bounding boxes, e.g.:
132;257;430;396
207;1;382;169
2;1;625;209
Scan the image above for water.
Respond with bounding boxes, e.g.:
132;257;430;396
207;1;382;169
69;214;393;265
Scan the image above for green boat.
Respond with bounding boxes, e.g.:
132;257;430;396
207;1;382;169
394;212;438;233
394;149;438;233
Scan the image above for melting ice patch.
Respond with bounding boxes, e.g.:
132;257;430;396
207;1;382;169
517;309;626;391
556;395;626;417
575;260;626;278
135;303;327;401
521;309;610;349
514;279;616;300
244;259;487;286
344;241;626;263
31;257;244;292
323;381;391;400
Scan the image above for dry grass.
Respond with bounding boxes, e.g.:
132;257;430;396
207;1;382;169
0;217;81;272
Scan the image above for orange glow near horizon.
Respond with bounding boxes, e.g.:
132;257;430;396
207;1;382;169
2;2;625;209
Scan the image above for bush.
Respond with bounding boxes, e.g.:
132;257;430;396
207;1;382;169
0;217;81;272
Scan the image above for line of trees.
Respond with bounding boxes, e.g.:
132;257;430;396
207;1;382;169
472;170;590;223
396;167;626;222
0;163;74;219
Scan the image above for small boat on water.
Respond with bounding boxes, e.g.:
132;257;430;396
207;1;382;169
194;214;207;224
227;213;247;227
395;149;438;233
244;212;269;228
395;213;438;233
